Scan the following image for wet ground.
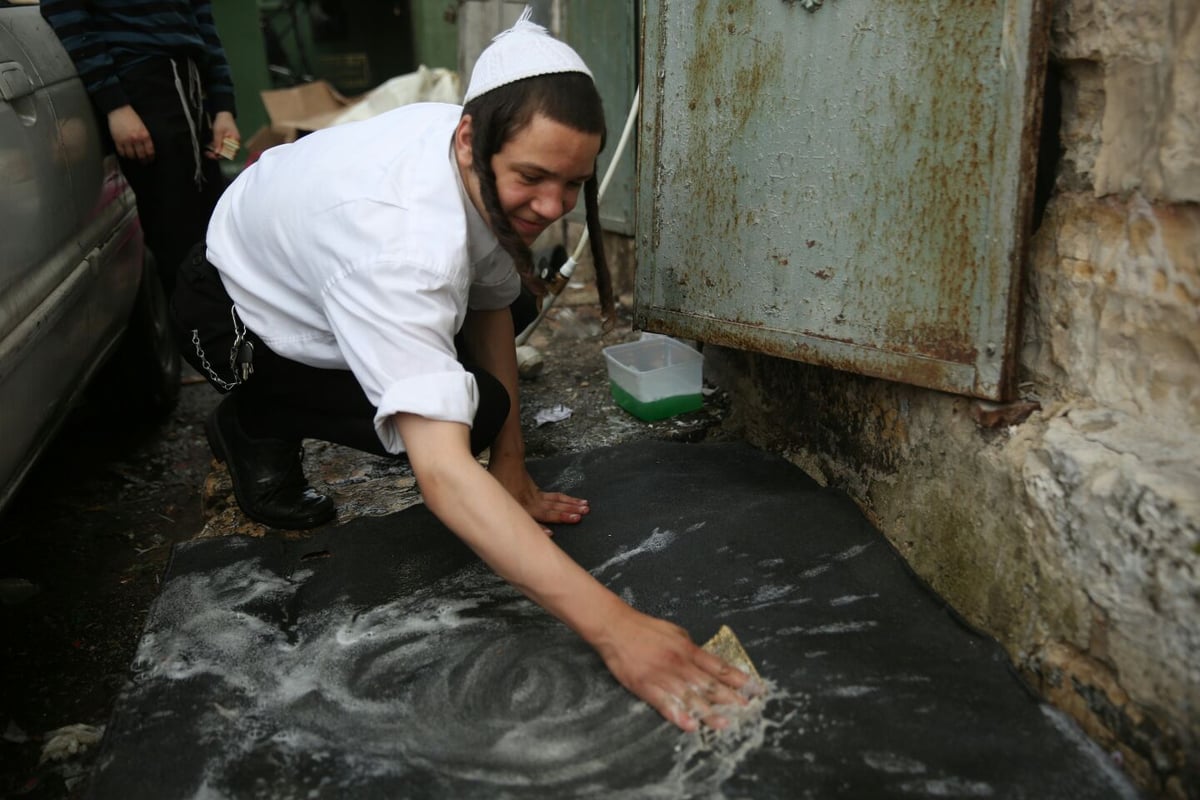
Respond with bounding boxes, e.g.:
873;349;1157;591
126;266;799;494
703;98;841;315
0;288;732;798
86;440;1141;800
0;377;220;798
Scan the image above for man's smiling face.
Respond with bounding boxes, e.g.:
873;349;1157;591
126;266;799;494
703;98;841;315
456;112;601;245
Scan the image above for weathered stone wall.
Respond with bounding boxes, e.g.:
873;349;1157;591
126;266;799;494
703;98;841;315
701;1;1200;796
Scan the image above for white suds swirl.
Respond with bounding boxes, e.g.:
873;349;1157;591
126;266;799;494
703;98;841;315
131;557;784;798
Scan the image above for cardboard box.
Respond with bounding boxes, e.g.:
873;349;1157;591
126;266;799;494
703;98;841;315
261;80;358;141
243;125;289;160
242;80;362;163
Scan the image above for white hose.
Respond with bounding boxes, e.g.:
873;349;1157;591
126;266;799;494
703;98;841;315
515;84;642;346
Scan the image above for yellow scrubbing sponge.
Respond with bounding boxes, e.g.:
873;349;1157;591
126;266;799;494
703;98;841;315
702;624;760;680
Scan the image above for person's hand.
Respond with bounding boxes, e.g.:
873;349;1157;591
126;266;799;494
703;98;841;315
107;105;154;164
488;457;588;530
207;111;240;159
594;607;754;731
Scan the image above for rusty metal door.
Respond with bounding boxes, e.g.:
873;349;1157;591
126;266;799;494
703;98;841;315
636;0;1049;400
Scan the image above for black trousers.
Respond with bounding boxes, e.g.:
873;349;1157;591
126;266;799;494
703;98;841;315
171;246;521;458
115;58;228;299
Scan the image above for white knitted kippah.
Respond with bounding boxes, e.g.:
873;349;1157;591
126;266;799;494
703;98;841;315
462;6;593;104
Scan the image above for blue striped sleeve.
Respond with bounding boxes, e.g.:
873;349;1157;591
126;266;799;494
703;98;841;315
40;0;129;113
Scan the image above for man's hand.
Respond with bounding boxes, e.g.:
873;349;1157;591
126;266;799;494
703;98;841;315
459;306;586;529
107;105;154;163
207;111;240;159
594;607;755;731
489;456;589;530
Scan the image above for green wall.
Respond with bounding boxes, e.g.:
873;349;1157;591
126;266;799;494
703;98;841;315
411;0;458;70
212;0;272;151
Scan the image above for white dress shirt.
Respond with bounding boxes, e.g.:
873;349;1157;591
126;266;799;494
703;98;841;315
205;103;520;454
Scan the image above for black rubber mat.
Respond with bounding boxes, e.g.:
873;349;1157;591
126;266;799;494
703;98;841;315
86;440;1140;799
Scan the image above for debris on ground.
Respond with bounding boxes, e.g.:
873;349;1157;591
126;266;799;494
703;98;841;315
534;404;573;427
39;724;104;765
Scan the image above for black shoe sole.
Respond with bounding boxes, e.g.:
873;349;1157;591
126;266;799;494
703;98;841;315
204;404;336;530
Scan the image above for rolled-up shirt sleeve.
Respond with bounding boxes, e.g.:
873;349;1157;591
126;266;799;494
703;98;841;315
322;260;475;454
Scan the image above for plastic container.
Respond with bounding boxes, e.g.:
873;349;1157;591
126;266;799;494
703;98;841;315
602;336;704;421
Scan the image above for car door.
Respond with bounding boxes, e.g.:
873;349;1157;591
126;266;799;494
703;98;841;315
0;7;80;305
0;4;142;511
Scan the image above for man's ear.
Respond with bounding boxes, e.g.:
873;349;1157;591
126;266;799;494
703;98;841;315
453;115;474;169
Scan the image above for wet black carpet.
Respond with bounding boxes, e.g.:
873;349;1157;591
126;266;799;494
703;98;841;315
87;440;1139;799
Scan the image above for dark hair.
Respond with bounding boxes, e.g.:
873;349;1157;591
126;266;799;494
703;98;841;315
463;72;614;325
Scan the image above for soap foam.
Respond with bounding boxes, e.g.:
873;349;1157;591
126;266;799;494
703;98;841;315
128;556;788;798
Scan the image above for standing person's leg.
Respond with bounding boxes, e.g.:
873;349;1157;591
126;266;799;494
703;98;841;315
117;59;228;298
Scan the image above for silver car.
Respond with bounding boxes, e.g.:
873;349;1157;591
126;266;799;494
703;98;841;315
0;0;180;515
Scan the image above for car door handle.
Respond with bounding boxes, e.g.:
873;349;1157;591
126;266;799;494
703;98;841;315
0;61;35;102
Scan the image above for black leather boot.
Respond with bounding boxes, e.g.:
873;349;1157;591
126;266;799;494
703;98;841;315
204;396;335;529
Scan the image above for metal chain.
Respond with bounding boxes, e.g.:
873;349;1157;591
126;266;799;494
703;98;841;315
190;328;238;391
189;305;248;392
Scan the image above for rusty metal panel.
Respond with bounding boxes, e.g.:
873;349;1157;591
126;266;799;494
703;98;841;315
636;0;1049;400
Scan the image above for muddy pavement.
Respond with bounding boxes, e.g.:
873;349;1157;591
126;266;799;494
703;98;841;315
0;290;733;798
0;374;221;798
